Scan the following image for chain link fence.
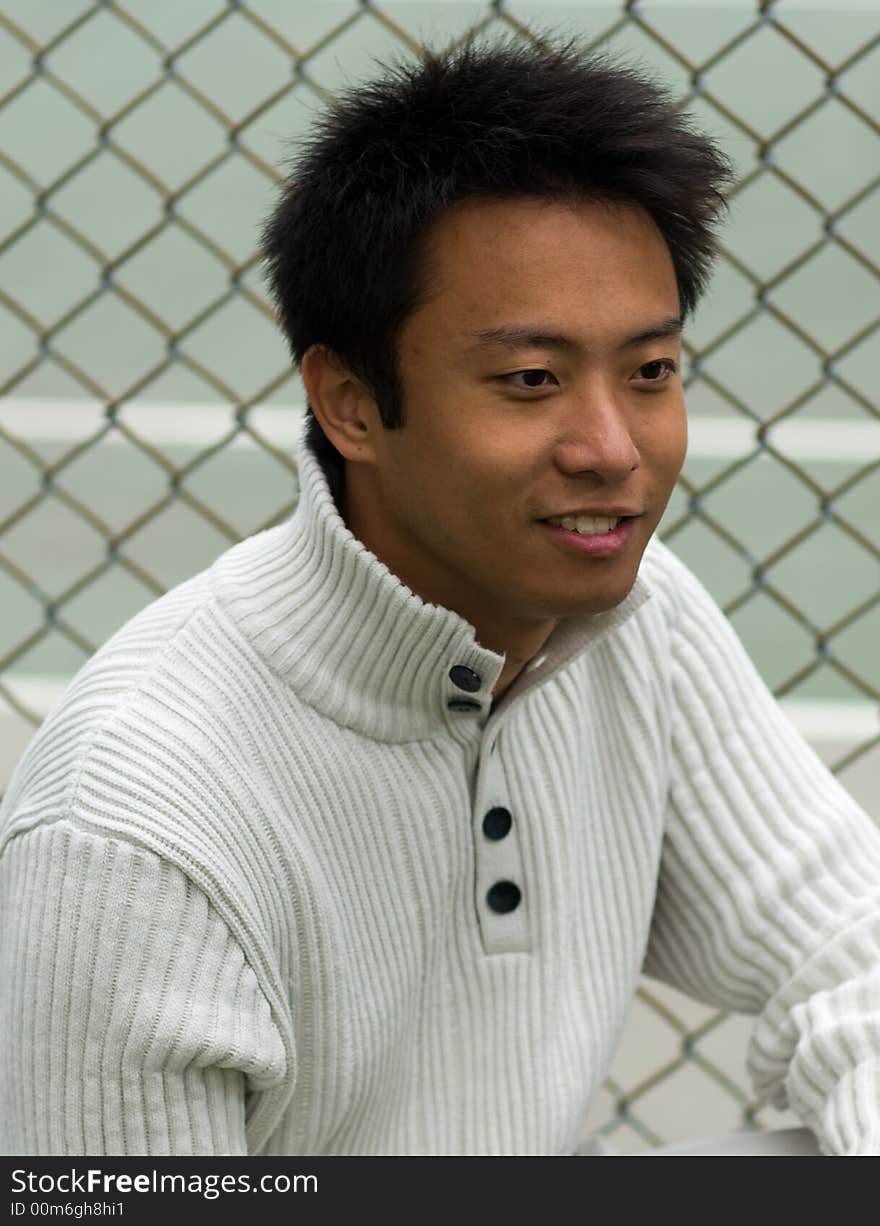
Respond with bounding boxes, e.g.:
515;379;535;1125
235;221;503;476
1;0;878;1152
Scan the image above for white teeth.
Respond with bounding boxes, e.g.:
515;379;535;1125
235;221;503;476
548;515;619;535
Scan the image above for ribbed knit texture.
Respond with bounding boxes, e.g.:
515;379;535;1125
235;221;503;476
3;416;880;1156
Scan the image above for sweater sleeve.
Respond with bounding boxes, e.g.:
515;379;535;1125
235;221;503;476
641;557;880;1155
0;821;287;1156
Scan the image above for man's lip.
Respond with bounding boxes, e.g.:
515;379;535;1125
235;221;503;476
537;510;643;520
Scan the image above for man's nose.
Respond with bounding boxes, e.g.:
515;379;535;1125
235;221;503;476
553;388;640;481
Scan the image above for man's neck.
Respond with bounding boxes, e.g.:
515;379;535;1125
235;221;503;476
490;638;550;706
339;466;557;705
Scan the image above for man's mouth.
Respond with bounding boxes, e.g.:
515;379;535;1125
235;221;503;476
537;514;637;556
543;514;622;536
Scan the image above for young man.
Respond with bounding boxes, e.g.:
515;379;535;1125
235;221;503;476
2;37;879;1157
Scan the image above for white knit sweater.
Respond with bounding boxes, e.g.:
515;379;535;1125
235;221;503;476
3;418;880;1157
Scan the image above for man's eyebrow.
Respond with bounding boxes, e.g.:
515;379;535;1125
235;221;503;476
622;315;683;347
463;315;683;354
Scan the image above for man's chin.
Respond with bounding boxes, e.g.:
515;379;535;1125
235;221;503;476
524;581;639;621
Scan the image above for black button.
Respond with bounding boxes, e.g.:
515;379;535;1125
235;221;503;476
482;807;512;840
449;665;482;692
486;881;521;914
447;698;482;713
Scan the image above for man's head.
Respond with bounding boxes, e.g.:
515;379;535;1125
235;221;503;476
261;34;731;638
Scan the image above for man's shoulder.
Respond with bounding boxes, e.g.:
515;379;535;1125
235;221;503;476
640;533;697;588
37;564;219;729
1;527;291;839
0;527;308;956
637;535;718;626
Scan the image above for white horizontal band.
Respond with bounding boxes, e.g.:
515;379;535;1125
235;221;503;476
1;398;878;462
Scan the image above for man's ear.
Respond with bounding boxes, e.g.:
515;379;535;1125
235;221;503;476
300;344;381;464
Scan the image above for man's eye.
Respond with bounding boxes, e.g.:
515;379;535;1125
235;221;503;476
634;359;677;382
503;369;558;390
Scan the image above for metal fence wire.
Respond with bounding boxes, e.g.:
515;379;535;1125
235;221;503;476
1;0;878;1152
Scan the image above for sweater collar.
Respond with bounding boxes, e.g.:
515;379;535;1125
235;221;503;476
214;415;651;743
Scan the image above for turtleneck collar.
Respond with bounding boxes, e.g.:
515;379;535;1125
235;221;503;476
214;414;652;744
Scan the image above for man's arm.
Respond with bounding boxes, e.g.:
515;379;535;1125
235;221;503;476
0;821;287;1155
642;552;880;1155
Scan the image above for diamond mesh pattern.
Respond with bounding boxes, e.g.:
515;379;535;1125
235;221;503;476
1;0;878;1152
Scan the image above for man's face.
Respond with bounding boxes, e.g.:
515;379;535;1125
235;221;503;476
347;196;687;633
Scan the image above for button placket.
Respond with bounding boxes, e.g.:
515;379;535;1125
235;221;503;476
470;739;530;954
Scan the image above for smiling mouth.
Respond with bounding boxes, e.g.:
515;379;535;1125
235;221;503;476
539;513;639;537
543;514;620;536
538;515;636;555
